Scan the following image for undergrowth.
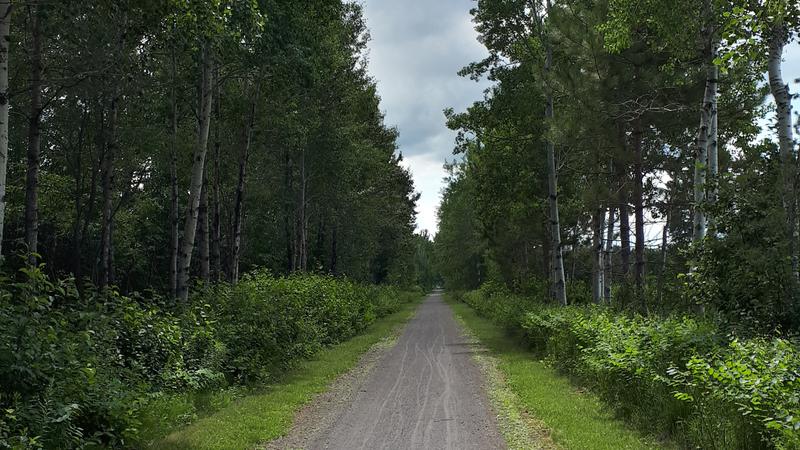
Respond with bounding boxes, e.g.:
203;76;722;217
0;265;420;449
457;282;800;450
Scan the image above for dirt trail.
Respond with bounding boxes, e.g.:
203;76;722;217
268;291;506;450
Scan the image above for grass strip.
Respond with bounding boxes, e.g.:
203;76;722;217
447;297;667;450
149;296;422;450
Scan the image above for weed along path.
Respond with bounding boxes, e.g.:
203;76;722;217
274;291;507;450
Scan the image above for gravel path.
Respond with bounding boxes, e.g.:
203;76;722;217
304;291;506;450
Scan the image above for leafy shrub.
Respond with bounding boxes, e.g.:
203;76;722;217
460;285;800;449
670;338;800;449
0;266;416;448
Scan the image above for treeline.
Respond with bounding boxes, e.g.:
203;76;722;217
0;1;431;448
0;0;419;297
436;1;800;447
437;0;800;329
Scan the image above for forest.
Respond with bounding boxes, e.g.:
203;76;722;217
3;0;800;448
435;0;800;448
0;1;430;448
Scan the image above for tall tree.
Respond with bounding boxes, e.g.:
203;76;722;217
0;1;10;261
767;20;797;278
169;34;179;298
177;42;213;301
231;96;254;283
24;1;42;263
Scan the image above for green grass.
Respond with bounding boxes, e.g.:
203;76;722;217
148;296;422;450
447;298;668;450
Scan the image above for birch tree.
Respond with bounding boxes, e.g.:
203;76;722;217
694;0;720;241
533;0;567;305
767;21;797;277
176;42;213;301
720;0;799;278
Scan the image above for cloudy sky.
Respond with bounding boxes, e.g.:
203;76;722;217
362;0;489;235
361;0;800;236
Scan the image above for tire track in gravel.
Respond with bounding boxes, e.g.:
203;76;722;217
274;291;506;450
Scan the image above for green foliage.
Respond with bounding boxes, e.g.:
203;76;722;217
448;297;663;449
433;166;487;291
154;295;421;450
670;338;800;450
0;266;414;449
2;0;418;292
683;146;799;332
459;285;800;449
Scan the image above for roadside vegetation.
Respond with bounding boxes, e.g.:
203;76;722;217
451;285;798;449
152;292;421;450
448;296;662;450
1;268;421;448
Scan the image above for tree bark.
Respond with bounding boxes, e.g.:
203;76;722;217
632;119;645;296
592;206;605;303
296;147;309;272
604;204;615;302
25;3;42;265
231;98;254;283
177;42;213;301
541;0;566;305
71;106;89;282
284;149;293;272
169;42;179;298
707;65;719;217
211;67;222;282
99;98;118;287
657;209;670;305
330;222;338;275
542;221;552;293
82;114;103;280
0;1;10;261
198;171;210;282
767;24;797;280
693;4;717;243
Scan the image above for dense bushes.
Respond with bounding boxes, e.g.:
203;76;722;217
0;267;418;449
458;284;800;449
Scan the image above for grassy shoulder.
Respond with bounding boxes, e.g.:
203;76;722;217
446;296;667;450
147;294;423;450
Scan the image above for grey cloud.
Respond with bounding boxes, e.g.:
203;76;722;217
363;0;491;232
364;0;489;158
363;0;800;234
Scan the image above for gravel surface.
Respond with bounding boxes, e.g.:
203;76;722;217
293;291;506;450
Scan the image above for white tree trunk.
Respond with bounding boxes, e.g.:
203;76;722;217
0;2;10;261
693;72;713;242
707;63;719;206
693;2;718;242
706;51;719;235
541;0;567;305
592;207;606;303
768;25;798;279
604;204;615;302
177;43;213;301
